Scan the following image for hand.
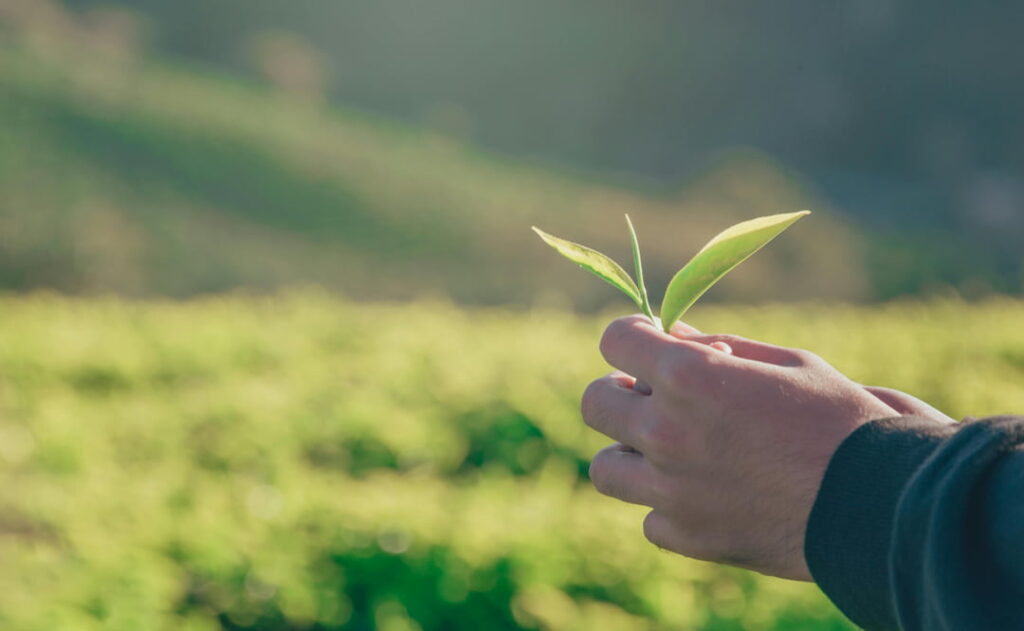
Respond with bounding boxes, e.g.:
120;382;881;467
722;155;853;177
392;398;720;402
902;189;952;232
581;315;941;580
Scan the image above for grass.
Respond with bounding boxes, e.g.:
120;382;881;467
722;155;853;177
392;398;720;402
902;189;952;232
3;292;1023;630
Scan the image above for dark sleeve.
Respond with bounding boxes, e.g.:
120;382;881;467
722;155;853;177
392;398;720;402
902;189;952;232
804;415;1024;630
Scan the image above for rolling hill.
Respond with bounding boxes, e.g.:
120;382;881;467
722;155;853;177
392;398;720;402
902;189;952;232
0;5;867;307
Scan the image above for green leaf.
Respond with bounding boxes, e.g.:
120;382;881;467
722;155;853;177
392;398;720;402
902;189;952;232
532;225;643;309
625;215;656;325
659;211;811;332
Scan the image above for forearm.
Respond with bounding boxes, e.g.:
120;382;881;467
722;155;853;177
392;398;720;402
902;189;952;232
806;415;1024;630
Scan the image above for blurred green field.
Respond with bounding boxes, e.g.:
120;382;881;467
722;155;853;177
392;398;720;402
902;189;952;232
2;293;1023;630
0;10;864;306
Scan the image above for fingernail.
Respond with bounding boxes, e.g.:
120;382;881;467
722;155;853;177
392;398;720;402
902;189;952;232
633;379;653;395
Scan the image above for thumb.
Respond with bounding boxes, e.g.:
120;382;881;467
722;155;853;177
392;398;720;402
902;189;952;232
862;386;956;425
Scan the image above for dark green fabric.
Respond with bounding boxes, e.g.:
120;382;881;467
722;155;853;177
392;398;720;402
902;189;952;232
805;416;1024;630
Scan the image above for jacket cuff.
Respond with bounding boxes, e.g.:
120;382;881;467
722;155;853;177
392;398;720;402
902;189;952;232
804;416;958;630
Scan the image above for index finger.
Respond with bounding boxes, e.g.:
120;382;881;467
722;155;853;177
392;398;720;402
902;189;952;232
599;315;722;386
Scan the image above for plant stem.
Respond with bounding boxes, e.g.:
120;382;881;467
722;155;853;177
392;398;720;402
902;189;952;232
625;214;657;326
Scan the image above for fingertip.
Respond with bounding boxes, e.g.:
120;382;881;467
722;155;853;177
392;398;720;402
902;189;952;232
681;334;803;367
607;371;649;394
669;320;702;337
709;341;733;354
862;385;956;424
600;315;718;384
601;315;667;358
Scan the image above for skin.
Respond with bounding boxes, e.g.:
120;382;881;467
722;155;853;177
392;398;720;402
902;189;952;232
582;315;955;581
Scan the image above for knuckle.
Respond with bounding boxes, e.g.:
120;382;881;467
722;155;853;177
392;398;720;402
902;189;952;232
638;417;683;462
793;349;823;367
656;348;699;385
656;346;713;393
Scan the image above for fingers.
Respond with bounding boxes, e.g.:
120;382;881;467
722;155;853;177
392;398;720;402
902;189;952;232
589;444;661;506
643;510;682;552
708;341;733;354
600;316;722;387
669;320;731;354
668;320;702;336
642;510;720;562
678;333;807;367
863;386;956;424
581;372;649;447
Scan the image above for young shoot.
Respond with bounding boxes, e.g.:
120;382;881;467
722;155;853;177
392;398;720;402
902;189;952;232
531;211;810;333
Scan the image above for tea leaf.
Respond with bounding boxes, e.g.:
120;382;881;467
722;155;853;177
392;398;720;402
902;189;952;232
532;226;643;308
625;215;656;325
659;211;811;332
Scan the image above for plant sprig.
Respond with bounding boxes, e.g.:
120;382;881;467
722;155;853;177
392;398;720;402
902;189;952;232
625;214;655;324
531;211;810;332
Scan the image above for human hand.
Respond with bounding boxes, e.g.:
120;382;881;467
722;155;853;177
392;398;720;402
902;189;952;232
582;315;928;580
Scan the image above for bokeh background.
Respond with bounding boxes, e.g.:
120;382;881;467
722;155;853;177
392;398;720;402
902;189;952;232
1;2;1022;629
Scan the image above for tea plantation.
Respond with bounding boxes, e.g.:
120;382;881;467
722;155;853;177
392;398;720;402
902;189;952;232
2;292;1022;630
